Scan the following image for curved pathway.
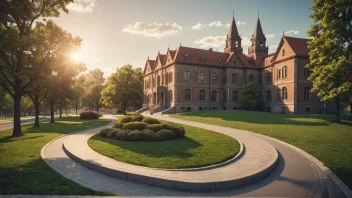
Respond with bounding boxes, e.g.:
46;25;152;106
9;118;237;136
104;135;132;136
40;114;349;197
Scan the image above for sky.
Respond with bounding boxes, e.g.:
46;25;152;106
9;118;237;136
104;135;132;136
53;0;313;77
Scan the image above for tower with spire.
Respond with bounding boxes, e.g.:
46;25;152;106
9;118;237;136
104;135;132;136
224;14;243;54
248;17;268;60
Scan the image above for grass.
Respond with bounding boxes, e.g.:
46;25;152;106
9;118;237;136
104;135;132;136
171;110;352;189
88;123;240;169
0;117;113;195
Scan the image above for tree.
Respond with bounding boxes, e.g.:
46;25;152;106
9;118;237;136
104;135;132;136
238;81;262;110
0;0;72;136
101;65;142;115
307;0;352;123
0;87;13;118
81;69;105;112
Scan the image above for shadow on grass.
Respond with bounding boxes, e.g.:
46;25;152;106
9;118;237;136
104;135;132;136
90;135;203;158
177;110;352;126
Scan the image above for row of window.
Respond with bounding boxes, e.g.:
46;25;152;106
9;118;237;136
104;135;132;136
265;86;311;102
184;89;239;102
184;71;257;83
144;72;173;89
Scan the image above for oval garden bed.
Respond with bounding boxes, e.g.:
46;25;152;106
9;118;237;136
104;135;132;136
88;114;240;169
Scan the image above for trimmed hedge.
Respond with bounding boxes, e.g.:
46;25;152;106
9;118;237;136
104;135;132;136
80;112;102;119
99;116;185;142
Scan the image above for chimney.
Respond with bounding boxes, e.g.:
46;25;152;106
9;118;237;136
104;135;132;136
209;48;213;51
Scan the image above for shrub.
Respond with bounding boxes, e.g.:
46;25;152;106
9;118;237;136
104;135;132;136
163;124;185;138
99;128;114;137
142;117;161;124
80;112;100;119
128;130;144;141
106;129;120;139
132;114;144;122
156;129;175;140
113;122;124;129
118;116;133;124
141;129;155;141
122;121;148;130
146;124;164;132
115;130;130;140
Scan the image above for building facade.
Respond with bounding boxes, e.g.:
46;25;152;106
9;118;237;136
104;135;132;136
142;16;328;114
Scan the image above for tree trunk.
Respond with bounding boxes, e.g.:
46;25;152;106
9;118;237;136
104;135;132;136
50;104;55;123
12;92;22;137
335;96;341;123
59;108;62;118
96;102;99;113
75;104;78;115
34;103;40;127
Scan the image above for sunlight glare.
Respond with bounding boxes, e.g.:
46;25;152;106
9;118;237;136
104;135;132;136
71;51;84;62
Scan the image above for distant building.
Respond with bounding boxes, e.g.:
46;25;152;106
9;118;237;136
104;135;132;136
142;16;331;114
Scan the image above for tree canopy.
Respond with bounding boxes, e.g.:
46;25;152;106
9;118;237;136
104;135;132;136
238;81;262;110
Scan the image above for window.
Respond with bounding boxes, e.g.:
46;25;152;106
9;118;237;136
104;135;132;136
282;66;288;79
217;57;222;63
198;72;205;82
165;73;168;84
278;69;281;79
184;53;190;60
266;90;271;102
184;89;191;100
184;71;191;81
168;90;172;101
282;49;285;56
232;91;238;102
224;73;227;84
211;90;217;102
249;74;254;81
232;60;237;65
266;72;272;83
277;88;281;100
304;68;310;78
157;75;160;85
211;72;217;83
304;87;310;100
224;91;227;102
282;87;288;100
199;89;205;101
168;72;173;83
232;73;237;83
200;56;207;62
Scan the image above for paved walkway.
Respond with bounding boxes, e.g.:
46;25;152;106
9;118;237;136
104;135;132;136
0;117;47;131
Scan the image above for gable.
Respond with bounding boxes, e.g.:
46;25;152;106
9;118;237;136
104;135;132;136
226;53;245;66
271;37;296;62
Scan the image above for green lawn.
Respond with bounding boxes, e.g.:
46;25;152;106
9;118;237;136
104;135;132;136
88;123;240;169
171;110;352;189
0;117;113;195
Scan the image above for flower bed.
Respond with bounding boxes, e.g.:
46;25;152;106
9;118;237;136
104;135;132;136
99;114;185;141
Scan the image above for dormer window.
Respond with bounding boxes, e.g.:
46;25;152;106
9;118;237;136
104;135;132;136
282;49;285;56
217;57;222;63
232;60;237;65
200;56;207;62
184;53;190;60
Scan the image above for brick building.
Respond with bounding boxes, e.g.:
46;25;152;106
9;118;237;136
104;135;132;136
142;16;328;114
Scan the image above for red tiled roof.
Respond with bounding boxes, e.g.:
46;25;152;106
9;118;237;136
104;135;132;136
174;46;230;66
169;50;176;60
158;54;166;64
147;60;156;70
284;36;310;56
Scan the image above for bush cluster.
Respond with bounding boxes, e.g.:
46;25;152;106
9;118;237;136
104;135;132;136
99;114;185;142
80;112;102;119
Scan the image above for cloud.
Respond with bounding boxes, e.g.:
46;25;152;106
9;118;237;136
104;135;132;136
279;30;299;35
236;21;246;26
269;45;278;53
191;23;205;30
208;21;223;27
122;22;183;39
266;34;275;39
225;23;231;28
67;0;97;13
194;36;226;48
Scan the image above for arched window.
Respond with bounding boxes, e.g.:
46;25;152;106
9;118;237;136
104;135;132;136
232;91;238;102
211;72;217;83
184;89;191;100
266;72;272;83
168;90;172;102
304;87;310;100
277;88;281;100
169;72;173;83
278;69;281;79
211;90;217;102
282;66;288;79
304;68;310;78
266;90;271;102
199;89;205;101
157;75;160;85
184;71;191;81
232;73;237;83
165;72;168;84
282;87;288;100
198;72;205;82
249;74;254;81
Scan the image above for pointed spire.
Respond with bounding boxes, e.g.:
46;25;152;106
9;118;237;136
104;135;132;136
227;15;240;38
254;17;264;37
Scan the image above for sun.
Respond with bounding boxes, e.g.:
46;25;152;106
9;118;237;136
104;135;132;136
71;51;84;62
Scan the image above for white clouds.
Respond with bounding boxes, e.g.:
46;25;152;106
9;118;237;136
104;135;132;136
194;36;226;48
241;36;251;47
266;34;275;39
269;45;278;53
208;21;223;27
122;22;183;39
225;23;231;28
236;21;246;26
279;30;299;35
67;0;97;13
191;23;205;30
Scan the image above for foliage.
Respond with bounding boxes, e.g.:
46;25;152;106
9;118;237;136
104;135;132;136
118;116;133;124
142;117;161;124
146;124;164;132
80;69;105;112
238;81;262;110
155;129;175;141
80;111;101;119
131;114;144;121
127;130;144;141
0;87;13;117
100;65;142;114
121;121;148;130
306;0;352;122
99;128;114;137
113;122;124;129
